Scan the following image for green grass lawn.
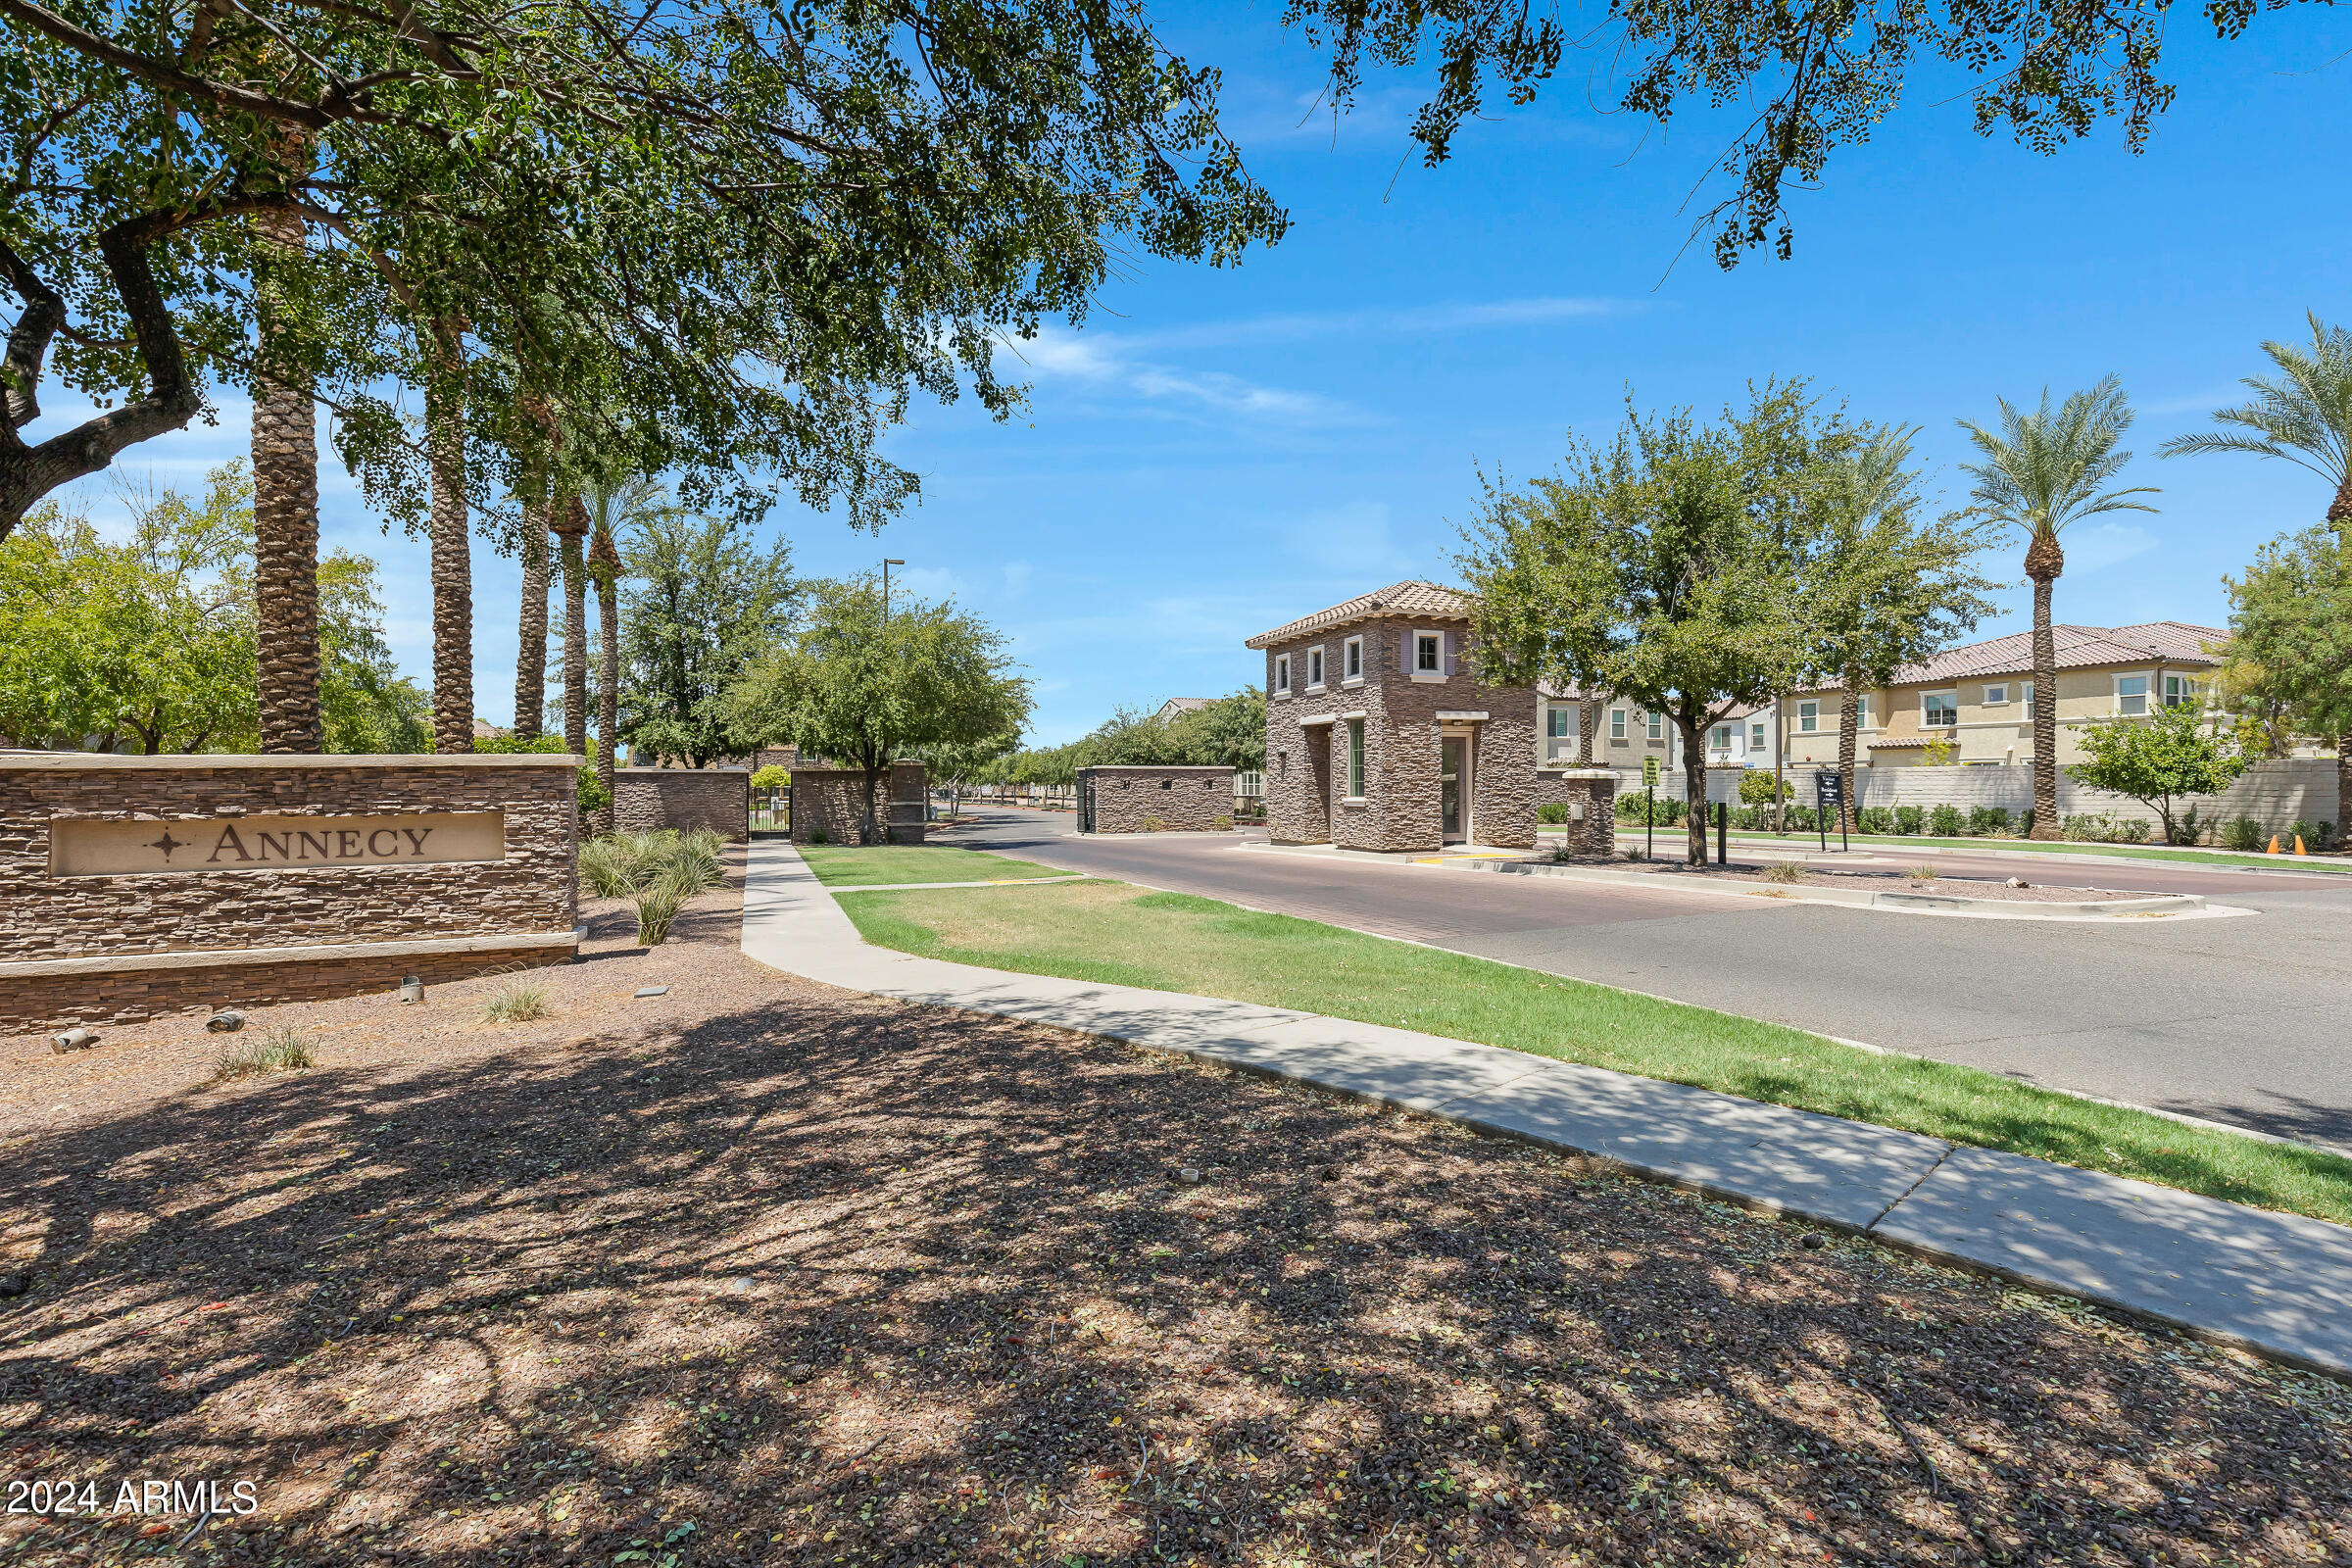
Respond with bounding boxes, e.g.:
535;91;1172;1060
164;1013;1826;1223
837;878;2352;1227
1598;827;2352;874
796;844;1072;887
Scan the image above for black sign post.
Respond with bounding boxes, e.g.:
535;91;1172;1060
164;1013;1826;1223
1814;771;1848;854
1642;755;1660;859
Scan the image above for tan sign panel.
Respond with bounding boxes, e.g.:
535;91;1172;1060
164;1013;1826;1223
51;812;507;878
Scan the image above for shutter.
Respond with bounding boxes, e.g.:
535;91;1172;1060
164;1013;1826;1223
1400;628;1413;674
1444;630;1458;677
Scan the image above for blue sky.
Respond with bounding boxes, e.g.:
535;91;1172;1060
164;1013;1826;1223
37;5;2352;745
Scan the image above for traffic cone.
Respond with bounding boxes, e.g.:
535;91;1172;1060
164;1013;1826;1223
2295;835;2309;856
2267;835;2281;854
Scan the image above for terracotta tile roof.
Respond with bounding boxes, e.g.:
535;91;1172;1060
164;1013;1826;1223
1245;580;1476;649
1803;622;2227;691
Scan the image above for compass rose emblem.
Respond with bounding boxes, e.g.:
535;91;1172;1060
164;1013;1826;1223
146;827;189;862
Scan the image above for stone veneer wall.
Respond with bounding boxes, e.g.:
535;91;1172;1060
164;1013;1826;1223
1545;770;1618;855
1079;766;1236;833
1261;616;1550;851
613;767;750;842
0;755;580;1033
790;763;928;845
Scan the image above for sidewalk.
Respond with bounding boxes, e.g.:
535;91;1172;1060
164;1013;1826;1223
740;838;2352;1377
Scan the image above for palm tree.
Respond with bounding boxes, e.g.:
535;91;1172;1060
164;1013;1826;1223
1958;375;2158;839
512;510;551;742
251;166;321;753
2162;313;2352;528
552;494;590;770
2162;313;2352;838
581;474;672;831
426;318;472;753
1829;424;1925;837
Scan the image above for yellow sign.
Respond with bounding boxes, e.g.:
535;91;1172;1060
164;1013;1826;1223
1642;755;1661;788
50;812;506;877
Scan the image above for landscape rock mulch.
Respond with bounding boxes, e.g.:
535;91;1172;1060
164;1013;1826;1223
1536;855;2147;903
1;852;2346;1566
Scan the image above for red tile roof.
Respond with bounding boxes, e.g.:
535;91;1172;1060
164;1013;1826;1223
1804;623;2226;691
1245;580;1475;650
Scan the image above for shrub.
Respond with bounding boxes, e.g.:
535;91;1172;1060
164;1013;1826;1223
1784;805;1818;832
1211;813;1233;830
2061;811;2153;844
750;763;789;791
1760;861;1806;883
2288;818;2336;852
1928;804;1965;837
579;838;640;899
1967;806;2011;837
1906;863;1940;882
1537;803;1570;824
635;882;685;946
2019;808;2035;838
810;827;830;844
1893;806;1924;836
216;1026;314;1081
1738;771;1790;806
1660;797;1686;826
1142;814;1167;832
2169;806;2208;847
483;982;551;1023
2221;814;2266;852
1858;807;1895;835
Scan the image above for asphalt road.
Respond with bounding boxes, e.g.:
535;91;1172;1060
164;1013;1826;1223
945;809;2352;1153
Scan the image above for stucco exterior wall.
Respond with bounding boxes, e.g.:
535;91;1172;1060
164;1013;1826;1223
0;754;580;1032
1079;766;1235;833
613;767;749;841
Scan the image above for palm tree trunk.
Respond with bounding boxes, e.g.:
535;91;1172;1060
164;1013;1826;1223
2027;558;2062;839
1579;697;1595;764
555;497;589;765
426;318;471;753
590;523;620;837
2329;470;2352;531
1837;671;1861;837
251;198;320;753
513;513;550;741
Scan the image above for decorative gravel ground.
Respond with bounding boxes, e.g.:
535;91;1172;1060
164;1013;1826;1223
2;852;2347;1566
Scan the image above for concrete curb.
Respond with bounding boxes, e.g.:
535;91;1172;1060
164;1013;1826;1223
741;839;2352;1379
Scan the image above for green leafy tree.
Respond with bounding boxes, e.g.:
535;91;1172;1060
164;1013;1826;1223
475;733;610;818
722;578;1032;842
2226;526;2352;841
2067;701;2251;846
1461;384;1838;864
617;514;796;768
1737;770;1789;807
1167;688;1269;771
1806;425;2001;832
1957;376;2158;839
919;733;1023;819
0;462;424;752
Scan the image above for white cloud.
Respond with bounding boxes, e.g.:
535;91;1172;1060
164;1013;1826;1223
995;325;1371;427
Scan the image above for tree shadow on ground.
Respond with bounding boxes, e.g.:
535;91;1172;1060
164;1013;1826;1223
1;970;2346;1566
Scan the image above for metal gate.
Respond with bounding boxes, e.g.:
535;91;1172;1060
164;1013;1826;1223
1076;769;1096;834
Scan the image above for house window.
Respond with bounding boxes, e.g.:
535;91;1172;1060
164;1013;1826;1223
1414;631;1443;674
2164;674;2198;709
1609;709;1628;741
1797;701;1819;734
1923;691;1958;727
1751;721;1767;749
2116;674;2148;716
1307;646;1325;690
1546;707;1572;739
1343;635;1363;682
1346;718;1365;799
1646;711;1663;742
2022;681;2035;718
1274;654;1290;695
1710;725;1733;752
1983;683;2007;706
